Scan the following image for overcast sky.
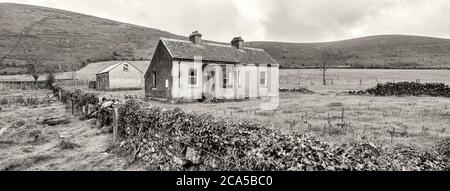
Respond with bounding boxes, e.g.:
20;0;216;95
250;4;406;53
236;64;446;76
2;0;450;43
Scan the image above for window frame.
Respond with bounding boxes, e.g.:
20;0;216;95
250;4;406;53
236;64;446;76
260;71;267;87
223;67;233;89
188;68;198;87
123;64;129;72
152;71;157;87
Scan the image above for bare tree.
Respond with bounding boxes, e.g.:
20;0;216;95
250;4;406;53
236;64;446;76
317;47;344;86
21;37;47;83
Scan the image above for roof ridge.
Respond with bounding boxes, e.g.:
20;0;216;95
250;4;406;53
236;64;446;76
160;37;279;65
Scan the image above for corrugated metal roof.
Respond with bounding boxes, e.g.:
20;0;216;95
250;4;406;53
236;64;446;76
160;38;279;65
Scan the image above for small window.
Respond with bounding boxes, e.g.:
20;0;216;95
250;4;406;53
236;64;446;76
188;69;198;85
152;71;157;86
123;64;129;72
223;67;233;89
260;71;267;86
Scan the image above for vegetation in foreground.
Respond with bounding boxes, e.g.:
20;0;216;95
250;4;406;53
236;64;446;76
0;90;144;171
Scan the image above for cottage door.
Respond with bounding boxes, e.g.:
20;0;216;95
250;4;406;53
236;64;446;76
203;70;216;100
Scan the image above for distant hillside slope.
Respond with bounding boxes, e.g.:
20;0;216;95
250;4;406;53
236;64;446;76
1;3;450;75
0;3;182;75
247;35;450;69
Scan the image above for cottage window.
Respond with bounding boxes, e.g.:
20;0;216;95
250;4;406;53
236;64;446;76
223;67;233;89
123;64;129;72
188;69;198;85
152;71;157;86
260;71;267;86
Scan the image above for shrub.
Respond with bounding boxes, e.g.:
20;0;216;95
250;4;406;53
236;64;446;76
46;72;56;89
117;99;448;171
348;82;450;97
0;98;8;105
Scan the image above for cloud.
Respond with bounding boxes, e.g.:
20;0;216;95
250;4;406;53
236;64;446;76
260;0;450;42
2;0;450;42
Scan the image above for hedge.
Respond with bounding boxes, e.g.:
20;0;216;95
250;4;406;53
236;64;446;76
51;86;449;171
118;100;448;171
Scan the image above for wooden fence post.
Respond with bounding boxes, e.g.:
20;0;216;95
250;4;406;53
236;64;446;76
113;105;119;143
71;98;74;115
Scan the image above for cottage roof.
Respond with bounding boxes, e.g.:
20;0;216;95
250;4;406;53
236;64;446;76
97;61;143;75
160;38;279;65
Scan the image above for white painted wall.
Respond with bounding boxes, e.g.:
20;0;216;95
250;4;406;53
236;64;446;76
172;61;203;100
171;61;279;100
109;63;142;90
269;65;280;97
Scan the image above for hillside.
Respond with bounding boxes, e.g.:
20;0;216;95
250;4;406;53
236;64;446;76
0;3;183;75
247;35;450;69
1;3;450;75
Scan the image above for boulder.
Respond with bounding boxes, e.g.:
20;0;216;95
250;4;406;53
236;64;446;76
86;119;98;128
42;117;70;126
185;147;203;165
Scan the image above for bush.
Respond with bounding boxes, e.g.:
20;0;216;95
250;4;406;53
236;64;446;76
0;98;8;105
117;99;448;171
46;72;56;89
348;82;450;97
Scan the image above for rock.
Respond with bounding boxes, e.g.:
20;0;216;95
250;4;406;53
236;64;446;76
42;117;70;126
185;147;203;165
86;119;98;128
101;101;114;109
59;131;71;139
327;102;344;107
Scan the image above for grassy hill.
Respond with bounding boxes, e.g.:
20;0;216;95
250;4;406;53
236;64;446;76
0;3;183;75
247;35;450;69
1;3;450;75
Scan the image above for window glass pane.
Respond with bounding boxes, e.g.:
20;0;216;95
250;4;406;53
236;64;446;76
223;72;232;88
152;72;156;86
260;71;267;85
189;69;197;85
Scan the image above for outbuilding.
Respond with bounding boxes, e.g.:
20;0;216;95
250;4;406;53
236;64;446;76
96;61;143;91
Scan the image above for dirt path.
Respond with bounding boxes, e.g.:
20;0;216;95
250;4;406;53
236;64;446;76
0;101;145;171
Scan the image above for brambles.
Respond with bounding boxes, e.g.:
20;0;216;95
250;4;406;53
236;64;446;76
116;100;448;171
436;138;450;159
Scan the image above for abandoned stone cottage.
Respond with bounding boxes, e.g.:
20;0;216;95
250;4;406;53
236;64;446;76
144;31;280;100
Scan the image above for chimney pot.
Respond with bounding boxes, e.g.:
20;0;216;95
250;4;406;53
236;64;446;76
189;31;202;45
231;37;244;49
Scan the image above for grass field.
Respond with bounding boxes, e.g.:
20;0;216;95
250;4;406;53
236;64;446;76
137;69;450;150
3;69;450;152
280;69;450;93
0;90;145;170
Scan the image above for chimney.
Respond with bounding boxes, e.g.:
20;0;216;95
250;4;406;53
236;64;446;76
189;31;202;45
231;37;244;49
